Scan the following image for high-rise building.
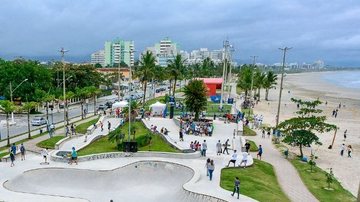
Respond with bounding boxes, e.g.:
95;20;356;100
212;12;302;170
90;50;105;67
104;38;134;67
144;38;179;67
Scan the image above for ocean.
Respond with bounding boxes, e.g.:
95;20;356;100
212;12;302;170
322;71;360;89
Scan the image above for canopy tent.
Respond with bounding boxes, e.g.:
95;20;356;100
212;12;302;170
149;101;167;116
112;101;128;109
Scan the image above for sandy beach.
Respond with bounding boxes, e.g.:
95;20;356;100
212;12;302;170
252;71;360;196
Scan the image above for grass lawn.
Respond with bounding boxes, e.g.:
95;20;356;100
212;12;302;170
0;132;47;151
78;121;179;156
36;135;66;149
290;159;356;202
75;117;100;134
247;140;258;152
0;151;9;158
220;159;290;202
243;125;257;136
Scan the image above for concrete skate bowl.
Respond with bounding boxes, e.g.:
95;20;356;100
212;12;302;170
4;161;223;202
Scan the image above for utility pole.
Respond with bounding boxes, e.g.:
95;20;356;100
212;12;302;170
275;47;292;128
220;40;230;109
60;48;69;136
118;59;121;102
250;56;258;100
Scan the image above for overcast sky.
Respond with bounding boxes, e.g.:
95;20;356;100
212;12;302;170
1;0;360;66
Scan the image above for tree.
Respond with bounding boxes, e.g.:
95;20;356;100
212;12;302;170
167;54;187;96
253;71;266;101
85;86;101;115
122;101;139;122
136;51;156;107
43;93;55;121
76;87;90;119
278;98;337;157
183;80;207;121
94;63;102;68
237;65;252;97
22;102;38;139
263;71;278;101
0;100;16;146
108;127;125;150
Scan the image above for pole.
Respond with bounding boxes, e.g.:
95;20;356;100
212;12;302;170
128;56;132;142
220;40;229;109
9;82;14;123
250;56;258;100
60;48;69;136
118;60;121;101
275;47;292;128
330;128;338;149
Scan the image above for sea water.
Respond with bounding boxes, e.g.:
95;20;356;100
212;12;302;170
322;71;360;89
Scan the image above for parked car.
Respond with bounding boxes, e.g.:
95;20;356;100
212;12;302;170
59;103;65;109
98;104;105;110
31;117;47;126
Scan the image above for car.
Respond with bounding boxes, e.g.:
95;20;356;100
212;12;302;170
105;101;112;109
31;117;47;126
59;103;65;109
98;104;105;110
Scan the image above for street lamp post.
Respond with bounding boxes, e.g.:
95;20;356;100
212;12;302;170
220;40;230;109
250;56;258;101
275;47;292;129
123;48;135;143
9;78;28;124
60;48;69;136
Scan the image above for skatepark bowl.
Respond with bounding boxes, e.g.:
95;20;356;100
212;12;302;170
4;161;215;202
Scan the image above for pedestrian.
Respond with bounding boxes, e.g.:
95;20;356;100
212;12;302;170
201;140;208;157
340;144;345;156
205;158;210;176
216;140;222;155
41;148;49;164
84;134;87;143
179;129;184;141
208;160;215;181
11;143;17;156
223;139;229;155
343;129;347;141
108;121;111;131
257;145;263;160
239;152;248;168
71;124;76;136
347;145;352;158
262;129;265;138
245;141;250;153
100;121;104;131
227;150;237;167
20;143;26;161
66;125;70;136
10;151;15;167
231;177;240;199
70;147;78;165
267;131;271;138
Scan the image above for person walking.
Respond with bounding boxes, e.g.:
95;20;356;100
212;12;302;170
347;145;352;158
201;140;208;157
257;145;263;160
208;160;215;181
20;143;26;161
340;144;345;156
262;129;265;138
71;124;76;136
10;151;15;167
245;141;250;153
70;147;78;165
100;121;104;132
227;150;237;167
231;177;240;199
343;129;347;141
205;158;210;176
65;125;70;136
41;148;49;164
216;140;222;155
267;131;271;138
11;143;17;156
108;121;111;131
223;139;230;155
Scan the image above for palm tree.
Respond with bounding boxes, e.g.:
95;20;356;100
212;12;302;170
263;71;278;101
76;87;90;119
183;80;208;121
0;100;16;146
253;71;266;101
22;102;37;139
136;51;156;108
86;86;101;115
122;101;139;122
108;128;125;150
237;65;252;98
167;54;187;96
43;93;55;122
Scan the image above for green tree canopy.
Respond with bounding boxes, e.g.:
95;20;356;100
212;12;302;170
183;80;208;121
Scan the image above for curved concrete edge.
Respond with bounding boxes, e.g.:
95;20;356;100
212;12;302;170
54;136;71;150
50;151;201;163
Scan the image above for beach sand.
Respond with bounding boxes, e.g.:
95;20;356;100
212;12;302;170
252;71;360;196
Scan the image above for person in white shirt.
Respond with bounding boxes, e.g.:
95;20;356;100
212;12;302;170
41;148;49;164
227;150;237;167
216;140;222;155
239;152;248;168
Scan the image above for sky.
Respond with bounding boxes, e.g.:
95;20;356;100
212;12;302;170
0;0;360;66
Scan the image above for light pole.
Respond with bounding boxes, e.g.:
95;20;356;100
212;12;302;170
59;48;69;136
9;78;28;124
250;56;258;100
124;49;136;142
118;59;122;102
220;40;230;109
275;47;292;128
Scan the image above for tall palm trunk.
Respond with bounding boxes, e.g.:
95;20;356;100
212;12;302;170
265;88;269;101
27;110;31;139
168;79;172;95
173;77;177;96
143;81;147;108
93;96;97;115
257;88;261;101
6;113;10;146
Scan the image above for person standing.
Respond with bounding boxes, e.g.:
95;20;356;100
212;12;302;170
340;144;345;156
257;145;263;160
108;121;111;131
231;177;240;199
245;141;250;153
216;140;222;155
343;129;347;141
267;131;271;138
179;129;184;141
70;147;78;165
71;124;76;136
208;160;215;181
347;145;352;158
201;140;208;157
239;152;248;168
205;158;210;176
223;139;230;155
262;130;265;138
227;150;237;167
20;143;26;161
10;151;15;167
11;143;17;156
100;121;104;132
41;148;49;164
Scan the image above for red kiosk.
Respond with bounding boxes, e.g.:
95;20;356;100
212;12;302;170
198;78;223;96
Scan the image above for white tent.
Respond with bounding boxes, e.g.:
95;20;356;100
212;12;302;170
149;101;166;116
112;101;128;109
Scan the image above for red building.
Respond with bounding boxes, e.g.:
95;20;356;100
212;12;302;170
199;78;223;96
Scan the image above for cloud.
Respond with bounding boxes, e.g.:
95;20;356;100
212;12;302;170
0;0;359;66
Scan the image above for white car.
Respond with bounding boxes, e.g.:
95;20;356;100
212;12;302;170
31;117;47;126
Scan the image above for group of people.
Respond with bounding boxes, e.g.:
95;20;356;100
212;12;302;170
65;123;77;136
252;114;263;129
340;144;353;158
205;158;215;181
181;120;214;137
9;143;26;167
